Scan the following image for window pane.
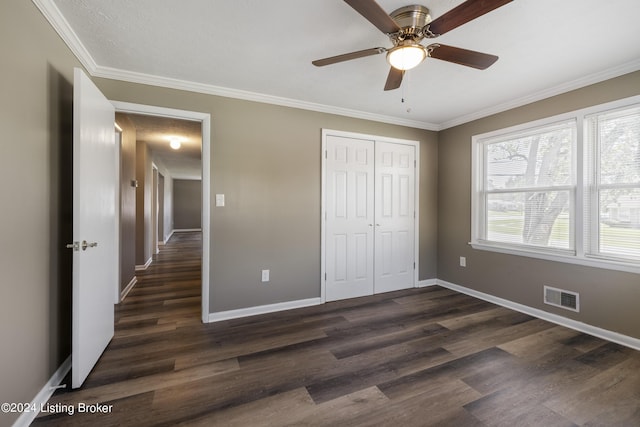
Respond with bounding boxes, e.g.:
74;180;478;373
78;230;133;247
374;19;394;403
486;122;574;190
487;191;571;249
597;109;640;185
599;188;640;259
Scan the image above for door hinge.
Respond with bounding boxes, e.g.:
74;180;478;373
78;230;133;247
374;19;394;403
324;273;327;281
413;262;416;270
414;159;416;168
325;150;328;159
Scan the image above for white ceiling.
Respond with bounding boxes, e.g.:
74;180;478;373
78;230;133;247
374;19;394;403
42;0;640;130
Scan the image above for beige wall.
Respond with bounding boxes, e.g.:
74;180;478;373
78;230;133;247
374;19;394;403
173;179;202;230
116;114;137;292
438;70;640;340
162;172;174;243
135;141;153;266
0;1;82;424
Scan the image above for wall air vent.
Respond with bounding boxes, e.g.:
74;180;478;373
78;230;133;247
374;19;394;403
544;285;579;312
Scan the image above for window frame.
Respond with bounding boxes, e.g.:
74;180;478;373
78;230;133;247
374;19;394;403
471;95;640;275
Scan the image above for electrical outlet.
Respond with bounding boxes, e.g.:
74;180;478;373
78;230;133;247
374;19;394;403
261;269;270;282
459;256;466;267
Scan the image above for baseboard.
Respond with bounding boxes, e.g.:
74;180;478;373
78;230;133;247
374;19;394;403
208;297;322;323
416;278;437;288
120;276;137;302
12;356;71;427
173;228;201;233
135;257;152;271
436;279;640;352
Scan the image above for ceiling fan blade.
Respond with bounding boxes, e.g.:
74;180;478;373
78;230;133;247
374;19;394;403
312;47;385;67
344;0;401;34
428;44;498;70
384;67;404;91
427;0;513;36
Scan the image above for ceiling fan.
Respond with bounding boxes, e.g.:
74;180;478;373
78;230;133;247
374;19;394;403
312;0;513;90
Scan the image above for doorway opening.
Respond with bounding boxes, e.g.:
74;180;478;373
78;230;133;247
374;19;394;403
113;101;211;323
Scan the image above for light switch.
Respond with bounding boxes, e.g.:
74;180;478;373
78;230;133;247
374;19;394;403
215;194;225;207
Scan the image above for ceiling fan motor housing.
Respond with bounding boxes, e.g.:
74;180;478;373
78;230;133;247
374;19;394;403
389;5;431;41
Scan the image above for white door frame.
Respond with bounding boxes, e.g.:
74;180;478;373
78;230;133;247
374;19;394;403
321;128;420;303
114;124;123;304
151;164;159;256
111;101;211;323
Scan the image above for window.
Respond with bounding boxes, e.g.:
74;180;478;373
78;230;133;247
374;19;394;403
472;96;640;273
585;106;640;261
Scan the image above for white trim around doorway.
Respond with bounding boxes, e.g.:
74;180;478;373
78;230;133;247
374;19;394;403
110;101;211;324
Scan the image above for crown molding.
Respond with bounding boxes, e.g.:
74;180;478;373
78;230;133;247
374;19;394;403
32;0;97;73
438;58;640;130
92;65;440;131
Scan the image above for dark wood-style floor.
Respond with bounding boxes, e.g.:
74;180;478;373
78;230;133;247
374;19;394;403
35;231;640;426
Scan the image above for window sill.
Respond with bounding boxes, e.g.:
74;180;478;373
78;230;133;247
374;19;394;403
469;241;640;275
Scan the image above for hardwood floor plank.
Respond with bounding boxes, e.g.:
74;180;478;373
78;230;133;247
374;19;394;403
177;387;317;427
543;356;640;425
346;382;482;427
464;386;578;427
47;359;239;408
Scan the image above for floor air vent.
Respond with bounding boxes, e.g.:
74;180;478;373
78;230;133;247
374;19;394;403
544;286;579;312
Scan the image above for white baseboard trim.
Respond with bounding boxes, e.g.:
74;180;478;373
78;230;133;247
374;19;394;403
120;276;138;302
135;257;152;271
173;228;201;233
436;279;640;352
208;297;322;323
12;356;71;427
416;279;438;288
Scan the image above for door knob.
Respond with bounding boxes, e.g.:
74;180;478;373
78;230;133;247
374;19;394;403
81;240;98;251
66;242;80;251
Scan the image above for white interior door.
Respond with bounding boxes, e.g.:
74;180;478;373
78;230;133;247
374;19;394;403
325;135;375;301
71;68;117;388
374;142;416;293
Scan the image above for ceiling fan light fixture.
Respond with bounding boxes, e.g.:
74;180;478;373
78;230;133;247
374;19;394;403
386;43;426;71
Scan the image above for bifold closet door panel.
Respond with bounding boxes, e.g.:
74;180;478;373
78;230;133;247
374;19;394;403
374;141;416;293
325;135;375;301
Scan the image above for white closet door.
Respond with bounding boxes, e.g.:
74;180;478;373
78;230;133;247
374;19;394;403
325;135;375;301
374;141;415;293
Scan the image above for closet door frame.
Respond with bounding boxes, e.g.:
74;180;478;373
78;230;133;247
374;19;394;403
321;129;420;303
